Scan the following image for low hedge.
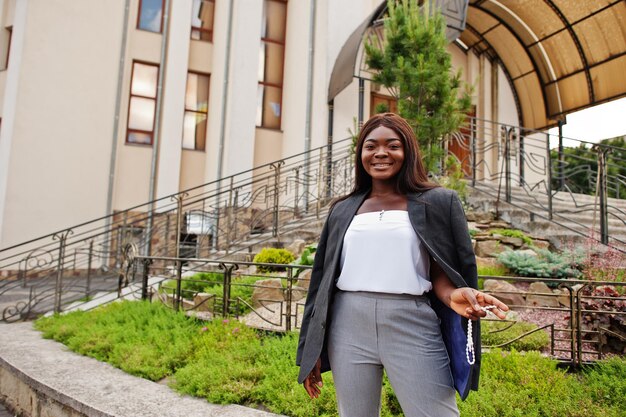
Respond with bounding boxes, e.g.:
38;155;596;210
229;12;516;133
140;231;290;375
35;301;626;417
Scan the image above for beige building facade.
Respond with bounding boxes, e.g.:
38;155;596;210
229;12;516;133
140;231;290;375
0;0;584;249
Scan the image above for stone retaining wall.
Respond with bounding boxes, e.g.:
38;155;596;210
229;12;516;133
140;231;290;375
0;357;105;417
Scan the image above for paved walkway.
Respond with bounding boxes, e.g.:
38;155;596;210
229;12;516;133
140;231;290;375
0;322;285;417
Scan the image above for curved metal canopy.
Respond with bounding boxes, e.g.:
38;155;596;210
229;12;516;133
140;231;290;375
329;0;626;131
461;0;626;130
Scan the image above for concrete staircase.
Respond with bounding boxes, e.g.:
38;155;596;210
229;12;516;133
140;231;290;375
214;181;626;260
212;210;329;262
468;182;626;251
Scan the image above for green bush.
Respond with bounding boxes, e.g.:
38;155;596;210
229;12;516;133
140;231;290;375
477;264;509;277
497;248;583;280
161;272;224;298
477;264;509;289
36;302;626;417
459;350;626;417
35;301;198;380
291;244;317;277
162;272;266;316
481;320;550;352
437;155;468;203
490;228;533;246
253;248;295;273
580;357;626;411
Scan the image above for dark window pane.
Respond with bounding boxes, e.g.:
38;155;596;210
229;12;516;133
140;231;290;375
138;0;163;33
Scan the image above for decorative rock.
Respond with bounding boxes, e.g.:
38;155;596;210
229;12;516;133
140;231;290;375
473;234;492;241
296;269;312;290
475;240;509;258
286;239;306;257
531;240;550;250
288;285;308;302
500;236;524;248
251;278;284;307
193;293;215;312
552;288;571;307
476;256;505;271
526;282;560;307
516;249;539;257
483;279;525;307
475;223;490;230
466;211;494;223
490;221;510;228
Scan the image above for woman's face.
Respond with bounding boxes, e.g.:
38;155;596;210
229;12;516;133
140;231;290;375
361;125;405;183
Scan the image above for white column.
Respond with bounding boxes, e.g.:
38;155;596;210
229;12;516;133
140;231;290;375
222;1;263;177
0;0;27;246
155;0;193;206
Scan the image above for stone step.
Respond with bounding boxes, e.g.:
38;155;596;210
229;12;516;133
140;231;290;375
468;182;626;251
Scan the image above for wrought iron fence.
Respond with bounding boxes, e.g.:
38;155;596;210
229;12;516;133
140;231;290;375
448;117;626;250
0;139;353;322
126;255;312;332
122;255;625;365
3;114;626;323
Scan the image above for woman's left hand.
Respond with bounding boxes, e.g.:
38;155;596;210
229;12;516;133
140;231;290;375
449;287;509;320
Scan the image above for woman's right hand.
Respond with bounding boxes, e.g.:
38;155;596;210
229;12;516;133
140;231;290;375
303;358;323;399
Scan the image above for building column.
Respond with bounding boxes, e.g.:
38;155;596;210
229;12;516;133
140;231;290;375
0;0;28;246
155;0;193;205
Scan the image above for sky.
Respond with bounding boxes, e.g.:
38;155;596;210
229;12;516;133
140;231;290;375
548;97;626;148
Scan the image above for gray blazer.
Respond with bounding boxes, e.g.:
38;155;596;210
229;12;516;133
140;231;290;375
296;187;480;400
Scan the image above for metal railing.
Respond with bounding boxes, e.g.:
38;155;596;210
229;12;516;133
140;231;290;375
0;138;354;322
448;117;626;250
2;114;626;322
122;254;626;365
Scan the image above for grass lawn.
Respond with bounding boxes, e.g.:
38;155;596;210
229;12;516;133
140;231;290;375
35;301;626;417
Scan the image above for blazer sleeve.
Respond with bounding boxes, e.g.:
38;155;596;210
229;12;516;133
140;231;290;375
295;212;331;366
449;192;478;289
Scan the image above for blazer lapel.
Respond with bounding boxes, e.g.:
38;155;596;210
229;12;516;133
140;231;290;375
332;190;369;240
407;192;426;240
326;191;369;282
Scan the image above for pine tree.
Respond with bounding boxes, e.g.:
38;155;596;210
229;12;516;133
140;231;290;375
365;0;471;172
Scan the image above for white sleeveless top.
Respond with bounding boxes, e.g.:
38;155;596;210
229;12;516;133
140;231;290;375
336;210;432;295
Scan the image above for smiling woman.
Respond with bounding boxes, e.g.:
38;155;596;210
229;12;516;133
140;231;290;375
361;126;405;183
296;113;509;417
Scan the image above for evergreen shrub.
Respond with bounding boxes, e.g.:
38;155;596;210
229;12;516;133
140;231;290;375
253;248;295;273
35;302;626;417
497;249;583;280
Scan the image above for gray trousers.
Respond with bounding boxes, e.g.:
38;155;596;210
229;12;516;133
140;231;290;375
327;291;459;417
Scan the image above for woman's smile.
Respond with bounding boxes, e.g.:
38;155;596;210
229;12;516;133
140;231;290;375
361;125;405;182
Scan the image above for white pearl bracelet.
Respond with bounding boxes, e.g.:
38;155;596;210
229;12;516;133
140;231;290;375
466;305;497;365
